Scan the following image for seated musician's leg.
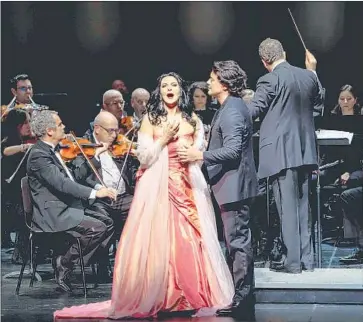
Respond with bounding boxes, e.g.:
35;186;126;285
119;193;133;230
55;215;107;291
339;186;363;264
84;206;114;251
1;199;15;249
86;203;115;281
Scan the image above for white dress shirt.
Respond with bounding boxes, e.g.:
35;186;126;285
93;134;126;195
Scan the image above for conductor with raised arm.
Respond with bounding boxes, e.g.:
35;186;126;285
248;38;325;273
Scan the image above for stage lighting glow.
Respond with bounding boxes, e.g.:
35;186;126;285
178;2;235;55
295;2;344;53
11;2;34;44
76;2;120;53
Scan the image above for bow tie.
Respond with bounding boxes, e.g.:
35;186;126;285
54;144;61;152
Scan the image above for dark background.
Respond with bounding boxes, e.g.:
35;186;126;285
2;1;363;133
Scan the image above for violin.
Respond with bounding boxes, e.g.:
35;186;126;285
111;134;137;158
59;137;103;161
119;116;134;136
120;116;133;130
64;131;107;187
59;134;137;161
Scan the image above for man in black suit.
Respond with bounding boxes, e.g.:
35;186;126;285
248;38;325;273
27;110;117;292
71;111;137;238
178;60;258;319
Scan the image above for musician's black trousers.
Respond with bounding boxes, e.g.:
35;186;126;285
270;167;314;270
90;193;133;240
341;186;363;248
220;199;254;302
64;208;113;268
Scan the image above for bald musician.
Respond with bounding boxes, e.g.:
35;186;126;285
130;88;150;123
70;111;137;280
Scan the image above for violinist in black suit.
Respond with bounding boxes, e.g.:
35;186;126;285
26;110;117;291
70;111;137;260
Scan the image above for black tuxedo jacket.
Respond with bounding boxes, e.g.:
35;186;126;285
203;96;258;206
26;140;92;232
249;62;325;178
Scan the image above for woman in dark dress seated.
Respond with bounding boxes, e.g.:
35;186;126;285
188;81;217;136
1;108;35;263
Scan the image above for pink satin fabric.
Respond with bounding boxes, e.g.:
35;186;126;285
54;134;232;320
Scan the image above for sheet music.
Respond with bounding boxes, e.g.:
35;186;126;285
316;129;354;144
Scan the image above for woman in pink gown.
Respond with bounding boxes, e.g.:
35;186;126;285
54;72;234;320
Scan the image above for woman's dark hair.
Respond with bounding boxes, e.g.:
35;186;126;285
147;72;196;128
188;81;212;108
1;108;30;144
331;84;361;115
212;60;248;98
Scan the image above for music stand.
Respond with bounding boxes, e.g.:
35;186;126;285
315;130;353;268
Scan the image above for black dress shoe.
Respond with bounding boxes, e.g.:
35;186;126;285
217;301;255;320
2;240;15;249
269;260;302;274
339;249;363;264
216;303;234;316
96;264;113;283
302;263;314;272
55;256;72;292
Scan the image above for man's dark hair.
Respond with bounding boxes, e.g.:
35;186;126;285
258;38;285;64
212;60;247;98
10;74;30;89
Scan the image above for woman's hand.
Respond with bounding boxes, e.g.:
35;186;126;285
160;119;180;145
340;172;350;185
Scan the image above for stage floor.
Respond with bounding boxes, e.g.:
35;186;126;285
2;246;363;322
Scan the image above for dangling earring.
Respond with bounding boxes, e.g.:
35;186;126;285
159;95;165;113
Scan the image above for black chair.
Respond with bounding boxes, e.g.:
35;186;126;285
16;177;89;297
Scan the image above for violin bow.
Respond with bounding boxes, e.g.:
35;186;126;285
288;8;307;51
113;108;150;200
114;130;137;194
69;131;106;187
5;146;32;184
123;114;145;137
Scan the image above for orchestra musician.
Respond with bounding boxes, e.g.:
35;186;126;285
112;79;132;115
26;110;117;292
86;89;126;138
118;88;150;140
69;111;137;280
331;84;362;116
188;81;217;142
339;161;363;264
1;74;34;117
112;79;129;97
130;88;150;124
8;74;34;109
1;108;35;261
1;74;48;120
